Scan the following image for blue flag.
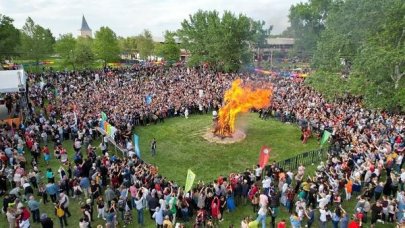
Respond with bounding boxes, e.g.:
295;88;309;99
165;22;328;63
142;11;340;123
133;134;141;158
146;95;152;105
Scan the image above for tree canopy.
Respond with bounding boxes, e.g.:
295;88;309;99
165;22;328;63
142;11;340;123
93;26;120;67
0;14;20;61
298;0;405;111
155;31;180;63
177;10;267;72
19;17;55;63
137;30;154;60
54;33;77;70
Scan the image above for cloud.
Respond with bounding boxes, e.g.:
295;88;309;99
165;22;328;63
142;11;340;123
1;0;306;38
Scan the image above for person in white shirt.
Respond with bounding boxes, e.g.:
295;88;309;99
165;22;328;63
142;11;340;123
255;165;262;181
319;207;331;228
262;176;271;194
317;193;330;209
184;108;189;119
396;154;403;172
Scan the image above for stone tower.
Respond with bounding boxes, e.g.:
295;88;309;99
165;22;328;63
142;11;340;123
79;15;92;38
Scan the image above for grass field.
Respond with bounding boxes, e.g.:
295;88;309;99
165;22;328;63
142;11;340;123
0;113;390;228
134;113;319;184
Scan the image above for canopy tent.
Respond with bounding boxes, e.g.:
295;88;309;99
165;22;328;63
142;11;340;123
0;70;27;93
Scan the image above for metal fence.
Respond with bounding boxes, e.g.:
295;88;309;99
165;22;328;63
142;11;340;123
274;147;330;171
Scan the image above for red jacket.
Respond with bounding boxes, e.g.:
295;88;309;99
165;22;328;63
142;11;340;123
348;220;360;228
211;197;220;219
21;207;31;220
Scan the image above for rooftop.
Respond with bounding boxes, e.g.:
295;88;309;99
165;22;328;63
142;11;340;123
80;15;91;31
266;37;294;45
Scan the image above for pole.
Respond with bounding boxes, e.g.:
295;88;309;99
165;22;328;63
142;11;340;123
270;49;273;68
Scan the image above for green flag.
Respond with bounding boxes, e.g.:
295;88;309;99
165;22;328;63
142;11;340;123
320;130;331;146
185;169;196;193
101;112;107;121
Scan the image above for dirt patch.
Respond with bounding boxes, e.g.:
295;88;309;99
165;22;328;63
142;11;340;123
203;129;246;144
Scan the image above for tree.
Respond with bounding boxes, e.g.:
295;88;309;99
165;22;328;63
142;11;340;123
93;26;120;67
75;37;95;69
155;31;180;63
288;0;334;58
54;33;77;70
177;10;261;72
306;0;405;111
250;20;272;66
20;17;55;64
137;30;154;60
0;14;20;61
118;36;138;59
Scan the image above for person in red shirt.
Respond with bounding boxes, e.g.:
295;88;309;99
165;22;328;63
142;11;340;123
42;145;50;165
277;219;286;228
355;208;364;222
348;218;361;228
211;196;220;225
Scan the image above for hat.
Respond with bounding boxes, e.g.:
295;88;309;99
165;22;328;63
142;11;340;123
41;213;48;220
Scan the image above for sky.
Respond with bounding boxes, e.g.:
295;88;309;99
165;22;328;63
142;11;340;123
1;0;306;39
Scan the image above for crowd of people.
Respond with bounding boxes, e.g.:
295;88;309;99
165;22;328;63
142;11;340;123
0;65;403;228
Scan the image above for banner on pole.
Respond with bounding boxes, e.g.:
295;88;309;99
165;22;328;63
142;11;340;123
185;169;196;193
101;112;107;121
320;130;331;146
133;134;141;158
258;145;271;168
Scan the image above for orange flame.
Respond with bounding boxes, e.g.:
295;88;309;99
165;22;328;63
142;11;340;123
214;79;273;137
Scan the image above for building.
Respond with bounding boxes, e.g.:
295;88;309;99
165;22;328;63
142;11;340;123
79;15;92;38
258;37;295;64
265;37;294;51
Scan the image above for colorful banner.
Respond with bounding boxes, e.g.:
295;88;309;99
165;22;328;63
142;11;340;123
255;68;272;75
258;145;271;168
320;130;332;146
146;95;152;105
101;112;107;121
133;134;141;158
185;169;196;193
106;124;112;136
99;120;116;139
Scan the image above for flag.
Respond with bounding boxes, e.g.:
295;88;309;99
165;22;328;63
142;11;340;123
106;124;112;136
258;145;271;168
185;169;196;193
320;130;332;146
103;122;108;132
101;112;107;121
110;126;117;139
133;134;141;158
146;95;152;105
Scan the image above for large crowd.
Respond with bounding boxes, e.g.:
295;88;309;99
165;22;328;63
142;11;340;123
0;65;403;228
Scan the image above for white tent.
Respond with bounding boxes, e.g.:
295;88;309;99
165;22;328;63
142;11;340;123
0;70;27;93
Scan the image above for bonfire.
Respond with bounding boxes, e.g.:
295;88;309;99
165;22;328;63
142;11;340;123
214;79;272;137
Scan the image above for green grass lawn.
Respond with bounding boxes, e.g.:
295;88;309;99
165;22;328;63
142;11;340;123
135;113;319;185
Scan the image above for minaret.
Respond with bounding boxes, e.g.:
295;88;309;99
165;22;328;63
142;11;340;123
79;15;92;38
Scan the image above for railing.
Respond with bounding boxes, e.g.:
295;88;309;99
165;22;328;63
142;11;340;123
273;147;330;171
